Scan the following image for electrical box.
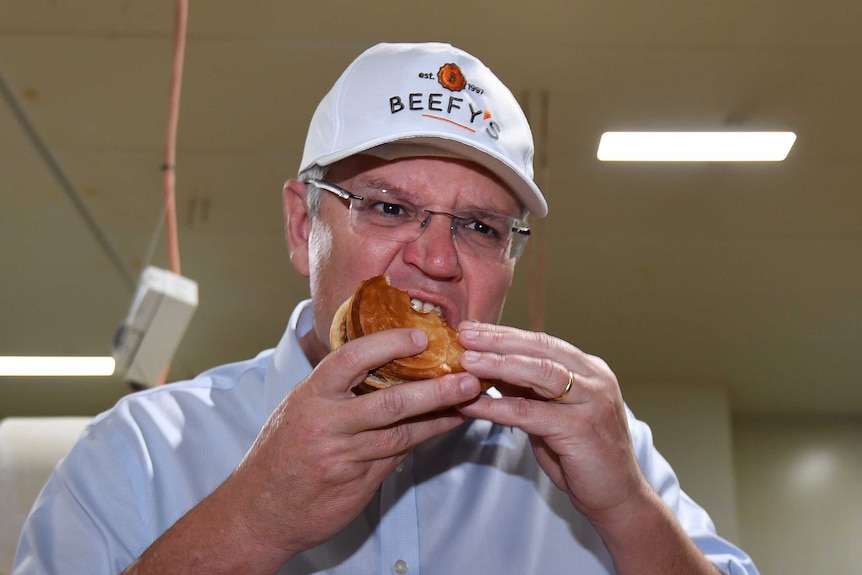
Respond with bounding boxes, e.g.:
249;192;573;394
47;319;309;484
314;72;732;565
112;266;198;387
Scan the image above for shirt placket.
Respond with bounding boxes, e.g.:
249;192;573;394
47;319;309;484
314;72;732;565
379;452;420;575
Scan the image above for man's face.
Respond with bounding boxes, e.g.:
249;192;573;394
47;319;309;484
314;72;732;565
297;155;522;363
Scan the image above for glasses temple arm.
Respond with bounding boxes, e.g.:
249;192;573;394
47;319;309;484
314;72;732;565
306;179;365;201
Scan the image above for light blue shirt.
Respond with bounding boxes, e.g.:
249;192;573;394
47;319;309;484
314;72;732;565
14;301;758;574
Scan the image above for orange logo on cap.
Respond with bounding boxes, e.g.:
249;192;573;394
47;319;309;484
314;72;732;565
437;63;467;92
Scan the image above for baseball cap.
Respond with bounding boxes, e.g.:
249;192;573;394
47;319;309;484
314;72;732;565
299;42;548;218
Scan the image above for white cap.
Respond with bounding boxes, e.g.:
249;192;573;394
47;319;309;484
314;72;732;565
299;42;548;218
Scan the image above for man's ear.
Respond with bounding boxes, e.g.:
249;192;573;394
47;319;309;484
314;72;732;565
283;179;311;277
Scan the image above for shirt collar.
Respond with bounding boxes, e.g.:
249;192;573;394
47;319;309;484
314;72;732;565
264;299;315;412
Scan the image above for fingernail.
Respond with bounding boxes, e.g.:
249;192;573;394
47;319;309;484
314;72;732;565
412;329;428;346
461;350;481;363
461;329;479;341
460;374;480;394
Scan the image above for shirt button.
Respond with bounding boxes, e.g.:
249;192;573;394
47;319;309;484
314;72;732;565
393;559;408;574
395;462;405;473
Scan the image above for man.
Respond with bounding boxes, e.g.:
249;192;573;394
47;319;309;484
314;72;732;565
14;42;758;574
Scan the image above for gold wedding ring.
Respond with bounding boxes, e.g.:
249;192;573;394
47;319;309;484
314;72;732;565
551;370;574;403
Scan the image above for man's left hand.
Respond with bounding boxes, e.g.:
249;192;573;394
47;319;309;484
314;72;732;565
454;321;652;527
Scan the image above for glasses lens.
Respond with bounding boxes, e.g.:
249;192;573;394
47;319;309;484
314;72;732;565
348;191;423;243
509;229;529;259
451;212;516;258
333;185;527;260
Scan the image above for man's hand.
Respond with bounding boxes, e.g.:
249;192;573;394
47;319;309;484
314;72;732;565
453;321;645;521
124;327;482;574
235;326;483;557
454;321;720;575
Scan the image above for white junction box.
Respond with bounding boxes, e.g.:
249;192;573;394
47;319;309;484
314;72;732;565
112;266;198;387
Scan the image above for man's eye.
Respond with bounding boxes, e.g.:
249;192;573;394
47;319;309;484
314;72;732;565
464;219;499;238
383;203;404;216
370;202;407;216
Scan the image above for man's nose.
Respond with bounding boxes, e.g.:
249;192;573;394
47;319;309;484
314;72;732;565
404;211;462;278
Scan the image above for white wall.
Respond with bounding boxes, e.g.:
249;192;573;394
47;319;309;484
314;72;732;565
734;415;862;574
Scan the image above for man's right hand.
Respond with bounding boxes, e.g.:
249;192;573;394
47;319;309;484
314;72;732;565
124;327;482;574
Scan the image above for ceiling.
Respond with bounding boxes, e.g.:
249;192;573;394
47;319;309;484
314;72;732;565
1;1;860;418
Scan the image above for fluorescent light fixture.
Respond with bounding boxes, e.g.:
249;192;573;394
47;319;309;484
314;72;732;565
0;356;116;377
597;131;797;162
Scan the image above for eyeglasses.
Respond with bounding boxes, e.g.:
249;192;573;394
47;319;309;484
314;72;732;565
306;179;531;260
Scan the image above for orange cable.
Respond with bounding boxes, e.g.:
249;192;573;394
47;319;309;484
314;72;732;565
163;0;188;276
157;0;189;385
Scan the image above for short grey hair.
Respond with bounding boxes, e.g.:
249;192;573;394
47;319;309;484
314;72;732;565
298;164;330;216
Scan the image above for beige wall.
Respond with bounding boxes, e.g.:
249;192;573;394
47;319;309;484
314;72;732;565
625;383;862;574
734;414;862;574
623;383;740;542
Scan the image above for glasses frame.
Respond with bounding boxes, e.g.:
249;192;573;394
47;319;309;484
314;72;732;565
306;179;531;260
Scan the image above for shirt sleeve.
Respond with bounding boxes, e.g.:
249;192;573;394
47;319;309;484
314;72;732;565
12;412;153;575
13;359;270;575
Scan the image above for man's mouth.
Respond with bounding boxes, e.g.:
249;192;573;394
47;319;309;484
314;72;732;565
410;298;443;316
